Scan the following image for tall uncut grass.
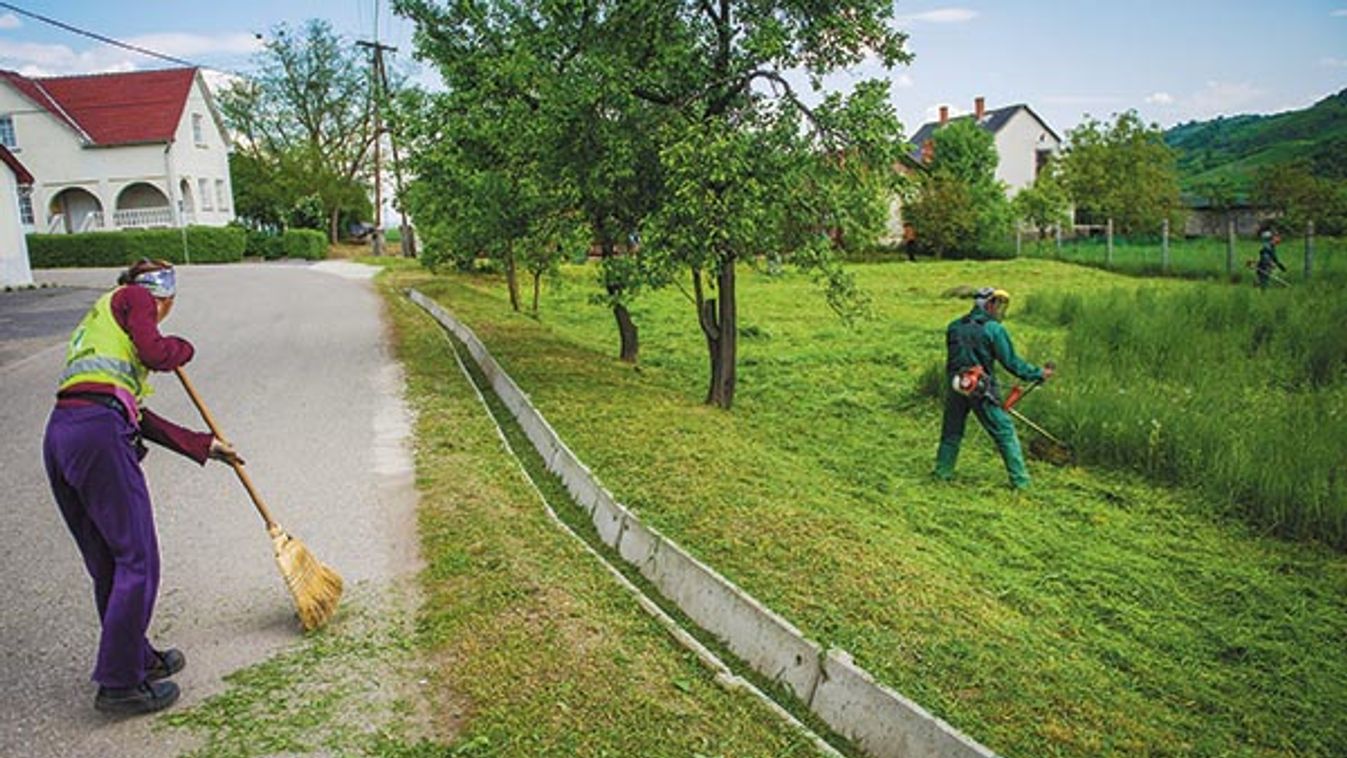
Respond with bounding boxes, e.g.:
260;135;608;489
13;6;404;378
1025;284;1347;547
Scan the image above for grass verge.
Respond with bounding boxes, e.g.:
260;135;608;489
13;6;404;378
380;275;825;755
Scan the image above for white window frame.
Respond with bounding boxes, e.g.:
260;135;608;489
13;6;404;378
215;179;229;211
198;178;213;211
16;186;33;225
192;113;206;146
0;115;16;149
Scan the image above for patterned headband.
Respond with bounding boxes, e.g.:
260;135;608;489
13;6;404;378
134;267;176;298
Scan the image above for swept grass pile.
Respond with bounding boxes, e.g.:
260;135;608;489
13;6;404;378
388;258;1347;757
1024;285;1347;547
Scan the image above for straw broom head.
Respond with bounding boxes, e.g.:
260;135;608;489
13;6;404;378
269;526;344;631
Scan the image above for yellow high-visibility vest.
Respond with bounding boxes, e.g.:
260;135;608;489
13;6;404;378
57;288;154;412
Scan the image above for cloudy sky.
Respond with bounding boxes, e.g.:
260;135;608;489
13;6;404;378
0;0;1344;137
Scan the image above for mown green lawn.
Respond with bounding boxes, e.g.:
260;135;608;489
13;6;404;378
389;258;1347;758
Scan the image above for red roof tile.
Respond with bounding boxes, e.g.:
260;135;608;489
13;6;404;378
1;68;197;146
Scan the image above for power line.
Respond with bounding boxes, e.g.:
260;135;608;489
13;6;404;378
0;1;245;76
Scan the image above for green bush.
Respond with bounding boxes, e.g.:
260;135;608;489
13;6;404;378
242;229;286;260
281;229;328;260
27;226;245;267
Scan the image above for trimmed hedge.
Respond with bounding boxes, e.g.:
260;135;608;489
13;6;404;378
280;229;329;260
28;226;246;268
244;229;286;260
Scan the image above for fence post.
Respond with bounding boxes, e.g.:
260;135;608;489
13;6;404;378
1106;218;1113;268
1226;218;1235;278
1015;224;1022;257
1161;218;1170;274
1305;220;1314;282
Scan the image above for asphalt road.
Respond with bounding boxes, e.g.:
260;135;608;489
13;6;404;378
0;262;418;756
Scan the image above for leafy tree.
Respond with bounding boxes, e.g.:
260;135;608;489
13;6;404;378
1253;162;1347;235
907;118;1011;257
218;20;374;242
904;175;976;258
1013;162;1071;240
1059;110;1182;234
616;1;909;408
396;0;908;403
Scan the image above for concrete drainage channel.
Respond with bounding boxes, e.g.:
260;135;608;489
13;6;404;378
409;290;998;758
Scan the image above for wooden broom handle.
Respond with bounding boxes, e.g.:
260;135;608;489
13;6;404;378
174;367;278;531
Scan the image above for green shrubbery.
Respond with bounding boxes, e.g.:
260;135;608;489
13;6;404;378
1025;285;1347;547
28;226;246;267
281;229;328;260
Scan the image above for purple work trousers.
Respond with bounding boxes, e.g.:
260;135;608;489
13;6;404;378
43;404;161;689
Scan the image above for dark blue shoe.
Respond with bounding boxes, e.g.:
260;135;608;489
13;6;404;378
146;648;185;681
95;680;180;715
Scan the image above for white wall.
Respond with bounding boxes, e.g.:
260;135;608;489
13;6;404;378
993;109;1060;193
0;165;32;286
0;72;234;233
165;75;235;226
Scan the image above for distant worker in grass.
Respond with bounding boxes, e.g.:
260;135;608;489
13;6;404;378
1256;229;1287;289
934;287;1054;489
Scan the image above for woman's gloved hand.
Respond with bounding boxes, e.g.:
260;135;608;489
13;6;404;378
209;437;245;466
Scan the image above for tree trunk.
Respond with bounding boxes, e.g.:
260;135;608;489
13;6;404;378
700;257;737;409
613;302;639;363
328;207;340;245
601;238;640;363
505;250;521;312
531;269;541;315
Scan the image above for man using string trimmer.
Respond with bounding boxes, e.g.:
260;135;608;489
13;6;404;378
1255;230;1288;289
934;287;1055;490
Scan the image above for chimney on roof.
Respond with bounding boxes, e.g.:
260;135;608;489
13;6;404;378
921;138;934;164
975;96;986;120
938;105;949;125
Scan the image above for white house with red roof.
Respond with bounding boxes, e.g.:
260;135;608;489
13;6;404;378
909;96;1062;193
0;144;34;285
0;67;234;235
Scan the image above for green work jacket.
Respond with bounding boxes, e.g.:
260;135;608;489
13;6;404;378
945;305;1044;398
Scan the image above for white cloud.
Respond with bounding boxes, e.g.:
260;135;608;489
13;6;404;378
1188;80;1265;116
1322;57;1347;68
894;73;915;89
897;8;979;24
0;13;21;30
1145;91;1175;105
1331;8;1347;16
0;31;261;76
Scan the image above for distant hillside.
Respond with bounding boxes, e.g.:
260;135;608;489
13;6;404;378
1164;89;1347;196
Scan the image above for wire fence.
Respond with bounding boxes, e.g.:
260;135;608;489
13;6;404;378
1007;221;1345;284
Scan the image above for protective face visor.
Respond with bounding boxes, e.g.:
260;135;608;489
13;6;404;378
974;287;1011;315
134;267;176;299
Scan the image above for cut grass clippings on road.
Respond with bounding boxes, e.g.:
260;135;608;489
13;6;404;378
161;580;437;758
385;258;1347;758
379;276;827;756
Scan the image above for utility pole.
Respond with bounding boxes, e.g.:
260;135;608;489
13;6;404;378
356;37;416;258
357;38;394;256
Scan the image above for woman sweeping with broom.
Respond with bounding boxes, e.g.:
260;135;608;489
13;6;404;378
43;259;241;716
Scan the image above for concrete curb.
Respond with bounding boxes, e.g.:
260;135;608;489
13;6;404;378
408;290;998;758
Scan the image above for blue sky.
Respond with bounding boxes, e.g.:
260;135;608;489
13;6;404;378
1;1;1344;137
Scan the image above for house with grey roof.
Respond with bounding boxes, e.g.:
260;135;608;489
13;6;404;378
909;97;1062;194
